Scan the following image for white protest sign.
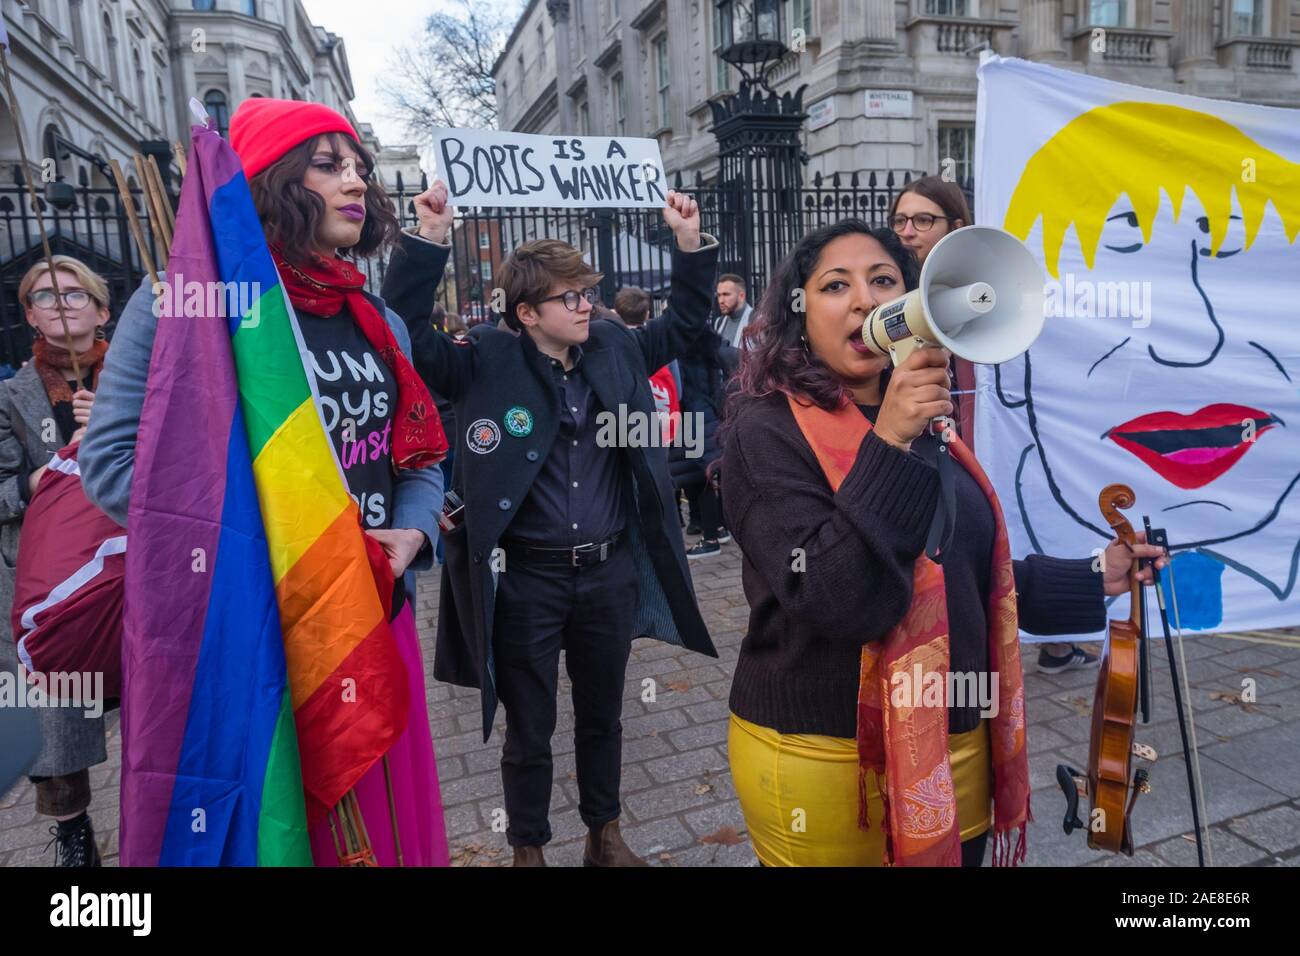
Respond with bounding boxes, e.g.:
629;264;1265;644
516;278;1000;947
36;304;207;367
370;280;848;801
433;129;668;209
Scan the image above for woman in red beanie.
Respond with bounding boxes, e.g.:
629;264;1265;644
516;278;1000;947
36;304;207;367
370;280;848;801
79;98;460;867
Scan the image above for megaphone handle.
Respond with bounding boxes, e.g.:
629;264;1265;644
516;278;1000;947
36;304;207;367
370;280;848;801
924;418;957;564
889;336;928;367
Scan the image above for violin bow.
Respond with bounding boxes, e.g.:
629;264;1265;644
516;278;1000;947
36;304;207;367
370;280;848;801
1142;518;1214;867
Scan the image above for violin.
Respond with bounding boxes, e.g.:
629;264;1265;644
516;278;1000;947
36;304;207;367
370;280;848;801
1057;484;1148;853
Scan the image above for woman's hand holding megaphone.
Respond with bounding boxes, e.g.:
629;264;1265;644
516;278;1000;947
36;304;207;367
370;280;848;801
873;346;953;453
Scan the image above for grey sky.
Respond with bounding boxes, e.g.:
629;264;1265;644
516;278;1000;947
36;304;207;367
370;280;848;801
299;0;444;149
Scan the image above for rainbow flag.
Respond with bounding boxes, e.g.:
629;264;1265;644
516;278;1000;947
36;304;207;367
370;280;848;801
121;122;409;866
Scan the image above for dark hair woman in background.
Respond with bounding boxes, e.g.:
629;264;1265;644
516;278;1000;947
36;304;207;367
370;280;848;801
720;220;1164;867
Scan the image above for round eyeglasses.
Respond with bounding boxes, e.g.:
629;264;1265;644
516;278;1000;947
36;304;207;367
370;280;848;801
29;288;94;310
890;213;950;233
539;287;600;311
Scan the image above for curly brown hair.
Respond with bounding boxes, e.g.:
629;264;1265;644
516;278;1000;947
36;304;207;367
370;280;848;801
248;132;399;264
734;220;919;411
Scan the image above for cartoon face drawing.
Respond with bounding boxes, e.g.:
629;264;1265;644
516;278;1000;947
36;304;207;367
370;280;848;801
999;102;1300;614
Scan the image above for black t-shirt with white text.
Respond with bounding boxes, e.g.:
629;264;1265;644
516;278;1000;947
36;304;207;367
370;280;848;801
299;309;398;530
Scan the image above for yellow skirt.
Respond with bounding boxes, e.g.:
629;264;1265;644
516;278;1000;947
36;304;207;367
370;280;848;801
728;712;992;867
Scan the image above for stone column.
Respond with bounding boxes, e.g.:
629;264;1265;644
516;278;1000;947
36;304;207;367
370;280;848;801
666;0;690;142
1174;0;1216;66
224;43;248;106
547;0;576;132
1021;0;1066;61
863;0;895;42
270;55;285;99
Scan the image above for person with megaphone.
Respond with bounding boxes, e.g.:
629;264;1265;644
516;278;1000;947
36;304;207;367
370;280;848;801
719;220;1166;867
890;177;1102;678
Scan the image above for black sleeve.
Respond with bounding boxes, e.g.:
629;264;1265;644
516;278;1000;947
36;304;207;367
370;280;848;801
380;230;451;325
721;404;941;643
1013;555;1106;635
633;238;719;373
380;232;475;401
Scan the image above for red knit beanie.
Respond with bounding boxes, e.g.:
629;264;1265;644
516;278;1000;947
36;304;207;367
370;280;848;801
228;98;360;180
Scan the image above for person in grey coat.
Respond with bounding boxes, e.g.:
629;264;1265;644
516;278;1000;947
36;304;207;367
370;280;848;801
0;256;114;867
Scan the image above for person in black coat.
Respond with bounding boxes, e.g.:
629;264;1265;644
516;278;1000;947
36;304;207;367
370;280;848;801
381;186;720;866
669;327;736;558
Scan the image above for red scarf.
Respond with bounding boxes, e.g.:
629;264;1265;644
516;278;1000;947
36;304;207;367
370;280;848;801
271;248;447;470
787;395;1031;867
32;338;108;404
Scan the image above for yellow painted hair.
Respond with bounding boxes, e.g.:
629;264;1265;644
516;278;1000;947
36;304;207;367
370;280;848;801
1004;101;1300;278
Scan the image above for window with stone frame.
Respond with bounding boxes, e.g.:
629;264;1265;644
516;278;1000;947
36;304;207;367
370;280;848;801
612;73;627;135
1088;0;1133;26
713;2;729;92
1229;0;1267;35
654;34;671;130
205;89;231;137
69;0;87;53
924;0;969;16
790;0;813;37
937;122;974;186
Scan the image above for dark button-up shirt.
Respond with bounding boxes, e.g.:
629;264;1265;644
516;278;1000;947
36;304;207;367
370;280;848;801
506;345;625;547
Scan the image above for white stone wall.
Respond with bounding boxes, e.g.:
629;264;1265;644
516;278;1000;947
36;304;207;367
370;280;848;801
496;0;1300;182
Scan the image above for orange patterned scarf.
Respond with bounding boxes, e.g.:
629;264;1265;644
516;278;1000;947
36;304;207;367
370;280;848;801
787;395;1030;867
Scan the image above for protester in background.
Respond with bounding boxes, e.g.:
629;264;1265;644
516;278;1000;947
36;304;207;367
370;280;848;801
713;273;752;350
80;99;451;867
593;302;627;328
888;174;971;264
0;256;112;866
445;311;468;340
893;177;1094;675
720;219;1165;867
385;189;720;867
671;320;736;560
616;287;681;448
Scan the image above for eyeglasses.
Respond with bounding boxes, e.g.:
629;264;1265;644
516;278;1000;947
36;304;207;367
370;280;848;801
538;287;600;311
890;213;950;233
29;288;94;310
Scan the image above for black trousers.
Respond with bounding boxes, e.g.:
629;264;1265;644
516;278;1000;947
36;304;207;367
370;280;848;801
492;541;637;847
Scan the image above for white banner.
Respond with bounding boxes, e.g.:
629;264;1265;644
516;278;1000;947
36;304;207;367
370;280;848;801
974;56;1300;638
433;128;668;209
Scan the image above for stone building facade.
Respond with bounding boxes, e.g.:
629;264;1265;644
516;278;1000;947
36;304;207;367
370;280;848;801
494;0;1300;182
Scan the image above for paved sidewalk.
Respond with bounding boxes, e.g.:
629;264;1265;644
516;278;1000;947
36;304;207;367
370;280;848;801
4;541;1298;867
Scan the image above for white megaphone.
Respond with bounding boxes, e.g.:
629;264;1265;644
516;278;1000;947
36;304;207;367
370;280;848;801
862;226;1046;366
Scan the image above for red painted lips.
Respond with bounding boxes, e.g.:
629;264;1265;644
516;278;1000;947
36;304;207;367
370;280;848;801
1105;404;1280;488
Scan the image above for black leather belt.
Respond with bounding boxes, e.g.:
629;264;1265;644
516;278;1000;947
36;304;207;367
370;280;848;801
502;531;623;568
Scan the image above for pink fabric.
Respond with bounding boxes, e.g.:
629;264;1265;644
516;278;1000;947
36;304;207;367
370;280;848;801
309;603;450;867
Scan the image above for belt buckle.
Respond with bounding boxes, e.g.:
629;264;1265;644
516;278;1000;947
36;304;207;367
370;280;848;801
571;540;608;567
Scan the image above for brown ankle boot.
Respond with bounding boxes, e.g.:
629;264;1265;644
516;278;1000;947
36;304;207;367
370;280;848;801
512;845;546;867
583;819;649;867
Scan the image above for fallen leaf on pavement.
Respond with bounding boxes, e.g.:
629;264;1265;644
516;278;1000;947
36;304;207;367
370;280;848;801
1060;696;1092;717
694;783;714;796
700;826;745;846
665;681;691;693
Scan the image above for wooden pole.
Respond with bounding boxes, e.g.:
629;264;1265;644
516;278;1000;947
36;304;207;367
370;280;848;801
147;153;177;235
382;755;404;867
109;159;159;288
0;46;82;387
133;153;170;261
172;141;188;178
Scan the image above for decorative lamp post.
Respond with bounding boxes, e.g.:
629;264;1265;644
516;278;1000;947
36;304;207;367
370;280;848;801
716;0;787;91
710;0;807;291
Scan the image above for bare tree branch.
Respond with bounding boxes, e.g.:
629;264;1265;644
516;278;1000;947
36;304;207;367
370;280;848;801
378;0;520;140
